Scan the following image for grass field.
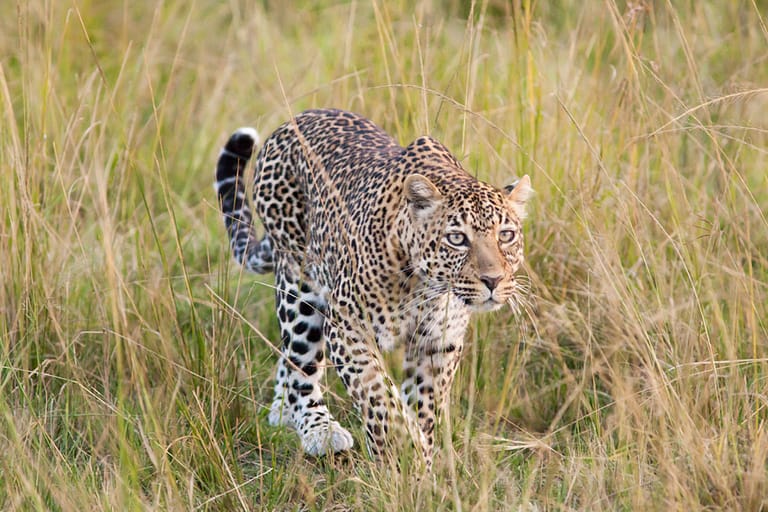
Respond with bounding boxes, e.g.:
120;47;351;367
2;1;768;510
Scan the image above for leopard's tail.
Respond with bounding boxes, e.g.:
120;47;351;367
215;127;274;274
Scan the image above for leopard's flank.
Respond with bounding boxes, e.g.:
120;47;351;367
215;109;531;468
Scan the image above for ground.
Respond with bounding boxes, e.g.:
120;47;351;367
1;1;767;510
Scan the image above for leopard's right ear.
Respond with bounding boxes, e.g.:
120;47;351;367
404;174;443;216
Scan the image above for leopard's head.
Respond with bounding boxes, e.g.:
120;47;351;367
401;167;532;313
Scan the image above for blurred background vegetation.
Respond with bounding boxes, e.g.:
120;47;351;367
1;1;767;510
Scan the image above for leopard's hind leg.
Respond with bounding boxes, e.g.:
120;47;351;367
268;256;354;456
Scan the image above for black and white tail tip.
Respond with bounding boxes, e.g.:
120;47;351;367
215;127;260;189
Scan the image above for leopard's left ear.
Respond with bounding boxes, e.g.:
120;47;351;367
503;175;532;219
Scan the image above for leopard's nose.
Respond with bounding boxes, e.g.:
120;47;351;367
480;275;503;291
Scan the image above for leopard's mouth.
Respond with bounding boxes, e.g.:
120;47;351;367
471;297;506;312
456;292;507;312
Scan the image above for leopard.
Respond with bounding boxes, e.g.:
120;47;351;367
215;108;531;468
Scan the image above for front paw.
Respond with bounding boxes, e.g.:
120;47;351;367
300;420;354;456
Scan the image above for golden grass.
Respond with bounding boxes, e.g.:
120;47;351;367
1;1;767;510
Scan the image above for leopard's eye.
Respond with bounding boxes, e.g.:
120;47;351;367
446;232;469;247
498;229;516;244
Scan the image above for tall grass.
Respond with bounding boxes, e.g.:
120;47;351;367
1;1;767;510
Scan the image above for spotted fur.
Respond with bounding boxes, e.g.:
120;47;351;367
215;109;531;467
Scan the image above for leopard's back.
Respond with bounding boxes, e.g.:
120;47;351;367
252;109;407;285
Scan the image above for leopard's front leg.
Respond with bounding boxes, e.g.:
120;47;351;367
324;312;429;465
400;296;470;462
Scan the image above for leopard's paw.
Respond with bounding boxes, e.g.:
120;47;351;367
300;420;354;456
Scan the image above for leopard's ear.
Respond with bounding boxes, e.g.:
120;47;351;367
404;174;442;215
504;175;532;219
